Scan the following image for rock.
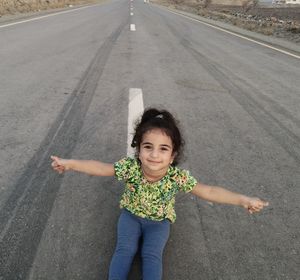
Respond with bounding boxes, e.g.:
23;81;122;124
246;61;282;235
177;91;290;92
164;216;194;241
271;16;278;22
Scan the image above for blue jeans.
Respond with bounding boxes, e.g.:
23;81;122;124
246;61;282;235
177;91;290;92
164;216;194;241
108;209;170;280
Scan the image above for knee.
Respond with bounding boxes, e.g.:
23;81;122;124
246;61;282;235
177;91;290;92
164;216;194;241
141;246;163;261
141;234;168;261
115;242;138;257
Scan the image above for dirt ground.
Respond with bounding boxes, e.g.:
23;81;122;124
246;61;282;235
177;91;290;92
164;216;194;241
152;0;300;44
0;0;97;16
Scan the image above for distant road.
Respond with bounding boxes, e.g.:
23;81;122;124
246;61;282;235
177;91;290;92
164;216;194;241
0;0;299;279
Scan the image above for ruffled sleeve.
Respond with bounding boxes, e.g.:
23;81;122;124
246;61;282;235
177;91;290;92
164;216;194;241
175;169;197;193
114;157;136;181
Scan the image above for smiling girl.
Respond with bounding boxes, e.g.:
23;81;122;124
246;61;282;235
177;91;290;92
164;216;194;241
51;108;268;280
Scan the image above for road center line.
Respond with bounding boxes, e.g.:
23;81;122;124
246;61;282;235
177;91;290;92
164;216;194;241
130;24;136;31
127;88;144;157
166;9;300;59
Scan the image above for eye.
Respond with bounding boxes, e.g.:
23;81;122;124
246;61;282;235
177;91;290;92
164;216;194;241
161;147;170;152
143;145;152;150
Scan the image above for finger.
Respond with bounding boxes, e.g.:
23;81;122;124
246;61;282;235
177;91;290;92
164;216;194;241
53;165;64;171
257;201;268;209
57;167;65;173
254;203;263;210
253;205;263;210
51;155;59;161
257;199;268;206
252;205;265;213
51;156;62;165
248;205;260;213
252;200;269;209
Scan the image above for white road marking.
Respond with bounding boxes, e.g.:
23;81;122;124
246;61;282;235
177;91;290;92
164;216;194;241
0;5;93;28
167;9;300;59
130;24;136;31
127;88;144;157
131;12;134;16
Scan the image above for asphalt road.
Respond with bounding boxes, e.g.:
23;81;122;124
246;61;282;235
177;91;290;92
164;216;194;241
0;0;299;279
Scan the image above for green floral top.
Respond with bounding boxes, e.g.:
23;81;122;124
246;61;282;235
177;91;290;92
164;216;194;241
114;157;197;223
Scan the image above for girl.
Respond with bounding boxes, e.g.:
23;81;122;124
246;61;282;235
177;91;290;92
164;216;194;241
51;108;268;280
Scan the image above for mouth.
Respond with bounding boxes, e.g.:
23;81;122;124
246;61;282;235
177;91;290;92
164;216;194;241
147;160;161;164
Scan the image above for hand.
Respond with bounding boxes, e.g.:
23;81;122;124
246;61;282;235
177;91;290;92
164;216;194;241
243;197;269;214
51;155;70;174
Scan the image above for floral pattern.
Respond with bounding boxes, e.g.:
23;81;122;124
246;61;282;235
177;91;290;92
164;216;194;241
114;157;197;223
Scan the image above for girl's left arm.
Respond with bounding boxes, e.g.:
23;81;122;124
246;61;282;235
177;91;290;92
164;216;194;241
191;183;269;214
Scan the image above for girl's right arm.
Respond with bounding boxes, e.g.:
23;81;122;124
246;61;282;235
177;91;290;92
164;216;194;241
50;155;115;177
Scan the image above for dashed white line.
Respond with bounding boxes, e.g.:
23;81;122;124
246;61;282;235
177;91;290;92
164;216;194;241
130;24;136;31
127;88;144;157
131;12;134;16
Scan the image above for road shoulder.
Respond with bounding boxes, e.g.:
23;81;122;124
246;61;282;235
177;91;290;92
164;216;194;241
151;3;300;56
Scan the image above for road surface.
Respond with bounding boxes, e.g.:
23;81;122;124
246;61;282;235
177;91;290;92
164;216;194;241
0;0;299;279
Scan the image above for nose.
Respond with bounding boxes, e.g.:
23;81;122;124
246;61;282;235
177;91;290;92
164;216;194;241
150;149;159;158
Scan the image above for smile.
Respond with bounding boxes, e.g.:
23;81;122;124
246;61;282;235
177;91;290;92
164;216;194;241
147;160;161;164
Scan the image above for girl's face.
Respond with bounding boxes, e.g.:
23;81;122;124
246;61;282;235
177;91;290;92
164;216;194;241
139;128;175;179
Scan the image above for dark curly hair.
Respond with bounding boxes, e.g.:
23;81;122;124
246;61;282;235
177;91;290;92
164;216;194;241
131;108;184;166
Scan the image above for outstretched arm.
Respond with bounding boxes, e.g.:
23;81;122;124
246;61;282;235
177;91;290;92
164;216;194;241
51;156;115;177
191;183;268;214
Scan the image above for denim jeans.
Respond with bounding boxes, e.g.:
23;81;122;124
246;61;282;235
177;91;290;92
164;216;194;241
108;209;170;280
